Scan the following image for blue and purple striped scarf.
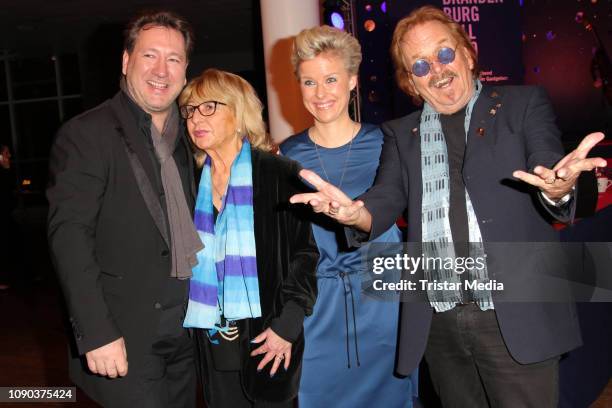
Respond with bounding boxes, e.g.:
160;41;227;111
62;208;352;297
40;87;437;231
183;140;261;329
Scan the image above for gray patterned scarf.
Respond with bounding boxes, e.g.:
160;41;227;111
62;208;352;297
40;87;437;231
121;78;203;279
420;80;494;312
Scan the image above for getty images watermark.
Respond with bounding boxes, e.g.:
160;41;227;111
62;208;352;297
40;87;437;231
370;252;504;292
360;242;612;303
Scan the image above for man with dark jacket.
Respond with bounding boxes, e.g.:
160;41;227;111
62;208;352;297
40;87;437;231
291;6;606;408
47;11;201;408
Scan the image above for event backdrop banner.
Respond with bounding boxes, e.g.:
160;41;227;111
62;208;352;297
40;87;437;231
388;0;523;85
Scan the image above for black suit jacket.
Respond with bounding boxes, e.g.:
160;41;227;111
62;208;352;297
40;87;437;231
350;86;582;375
47;91;195;400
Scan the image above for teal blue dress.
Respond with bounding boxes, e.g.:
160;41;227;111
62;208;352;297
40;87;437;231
280;124;418;408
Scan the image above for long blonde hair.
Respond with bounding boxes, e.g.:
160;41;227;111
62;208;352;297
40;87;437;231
179;68;272;166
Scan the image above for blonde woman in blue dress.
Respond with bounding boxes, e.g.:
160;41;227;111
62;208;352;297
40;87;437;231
280;25;418;408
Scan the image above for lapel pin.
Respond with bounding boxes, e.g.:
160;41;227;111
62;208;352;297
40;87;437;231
477;127;485;136
490;91;499;98
489;108;497;116
495;103;502;108
411;127;418;136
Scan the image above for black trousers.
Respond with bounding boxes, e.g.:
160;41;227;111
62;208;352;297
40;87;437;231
424;303;559;408
194;329;294;408
93;305;197;408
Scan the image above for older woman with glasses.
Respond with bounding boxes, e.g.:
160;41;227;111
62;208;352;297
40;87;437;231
179;68;318;408
280;26;417;408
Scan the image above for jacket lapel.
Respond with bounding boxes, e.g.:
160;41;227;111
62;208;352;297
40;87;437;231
250;147;261;202
110;93;159;186
249;149;264;276
174;124;196;208
401;116;423;241
465;86;500;165
109;92;170;246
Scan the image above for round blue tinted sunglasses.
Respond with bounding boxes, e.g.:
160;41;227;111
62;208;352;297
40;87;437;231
411;47;456;77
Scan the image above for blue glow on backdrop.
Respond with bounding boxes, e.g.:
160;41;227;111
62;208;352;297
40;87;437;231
331;12;345;30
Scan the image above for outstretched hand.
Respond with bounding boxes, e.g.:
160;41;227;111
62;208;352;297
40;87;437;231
289;169;369;228
513;132;607;201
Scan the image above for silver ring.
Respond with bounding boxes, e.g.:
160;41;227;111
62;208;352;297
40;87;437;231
276;354;285;361
328;207;339;215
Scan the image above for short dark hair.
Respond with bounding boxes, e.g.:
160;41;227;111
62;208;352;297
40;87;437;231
124;10;194;59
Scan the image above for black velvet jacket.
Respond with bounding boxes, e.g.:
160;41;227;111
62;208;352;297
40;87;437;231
196;148;319;403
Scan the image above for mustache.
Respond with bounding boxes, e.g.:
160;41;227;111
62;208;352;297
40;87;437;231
428;71;457;87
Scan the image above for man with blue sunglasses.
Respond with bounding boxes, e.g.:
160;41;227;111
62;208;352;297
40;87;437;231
291;5;606;408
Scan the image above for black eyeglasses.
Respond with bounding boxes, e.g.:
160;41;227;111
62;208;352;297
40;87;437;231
410;47;456;77
179;100;226;119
